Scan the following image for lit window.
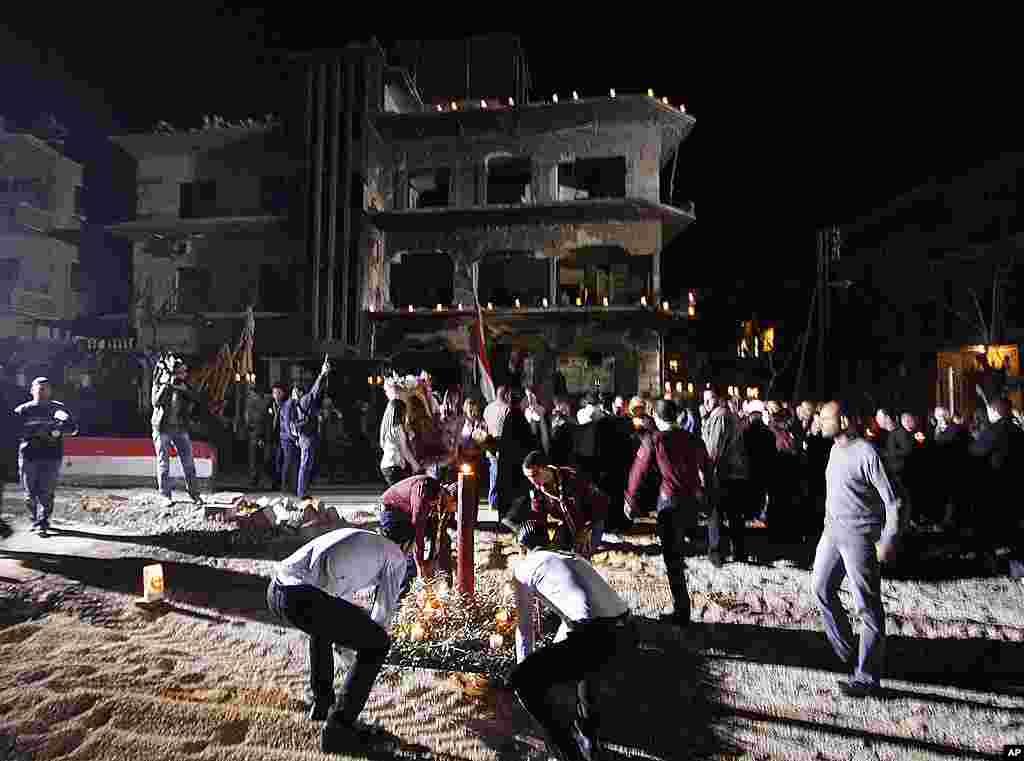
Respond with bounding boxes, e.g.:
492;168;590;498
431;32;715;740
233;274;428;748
762;327;775;353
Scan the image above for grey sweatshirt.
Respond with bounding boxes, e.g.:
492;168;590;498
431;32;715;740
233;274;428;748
825;438;902;547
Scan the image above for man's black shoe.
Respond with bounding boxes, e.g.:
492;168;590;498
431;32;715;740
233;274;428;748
307;697;334;722
837;679;885;699
660;612;690;628
320;721;398;754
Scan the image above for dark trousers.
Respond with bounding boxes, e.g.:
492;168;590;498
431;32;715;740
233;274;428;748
656;495;694;622
509;617;625;759
298;434;319;498
266;580;390;726
707;478;748;560
278;438;299;492
19;456;61;526
381;465;409;486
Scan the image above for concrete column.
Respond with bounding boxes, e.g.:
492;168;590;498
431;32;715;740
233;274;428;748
532;159;557;203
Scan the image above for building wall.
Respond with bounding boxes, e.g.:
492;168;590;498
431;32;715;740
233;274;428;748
136;154;196;217
0;232;80;334
389;123;662;207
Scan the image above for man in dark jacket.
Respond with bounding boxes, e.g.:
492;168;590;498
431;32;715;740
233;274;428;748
932;405;970;528
13;377;78;535
266;383;288;489
876;408;912;523
968;397;1023;570
624;399;707;627
151;357;205;508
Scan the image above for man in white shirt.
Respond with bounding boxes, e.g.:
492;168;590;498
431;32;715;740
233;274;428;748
483;386;512;508
266;526;413;753
510;547;630;761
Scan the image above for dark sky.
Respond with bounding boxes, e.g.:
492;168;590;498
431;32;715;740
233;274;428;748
2;10;1020;312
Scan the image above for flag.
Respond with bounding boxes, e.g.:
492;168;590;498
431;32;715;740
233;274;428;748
473;302;496;403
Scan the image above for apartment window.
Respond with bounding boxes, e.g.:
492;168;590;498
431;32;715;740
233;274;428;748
557;249;646;306
408;169;450;209
486;157;532;205
179;180;216;219
478;253;548;307
176;266;212;312
557;157;626;200
389;252;453;308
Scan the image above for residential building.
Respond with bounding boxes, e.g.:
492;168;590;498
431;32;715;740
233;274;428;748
0;122;86;341
835;152;1024;418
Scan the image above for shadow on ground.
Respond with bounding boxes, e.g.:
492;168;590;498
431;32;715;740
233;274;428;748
694;619;1024;699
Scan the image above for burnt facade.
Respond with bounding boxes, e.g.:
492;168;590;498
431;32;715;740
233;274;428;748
299;36;696;399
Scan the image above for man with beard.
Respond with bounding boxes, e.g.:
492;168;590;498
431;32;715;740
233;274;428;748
151;357;204;508
812;401;902;698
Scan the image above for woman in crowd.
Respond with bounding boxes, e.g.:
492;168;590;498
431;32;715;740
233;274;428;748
457;397;488;475
379;399;421;485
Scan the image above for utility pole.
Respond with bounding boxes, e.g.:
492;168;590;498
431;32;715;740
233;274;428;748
816;228;829;399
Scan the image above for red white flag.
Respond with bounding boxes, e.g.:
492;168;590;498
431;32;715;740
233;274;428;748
473;302;496;403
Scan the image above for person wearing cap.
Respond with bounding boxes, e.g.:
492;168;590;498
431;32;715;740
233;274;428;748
509;545;631;761
377;473;457;581
151;357;205;508
13;377;78;536
267;526;411;754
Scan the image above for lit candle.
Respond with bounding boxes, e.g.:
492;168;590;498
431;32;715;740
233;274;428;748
662;301;669;311
687;383;694;394
515;298;521;308
542;297;549;308
610;88;616;97
576;297;583;307
368;376;374;385
641;296;648;306
487;302;494;311
436;304;443;311
408;305;415;312
648;88;655;97
436;105;442;112
480;99;487;108
680;104;687;114
602;297;609;307
495;609;511;625
508;97;514;106
457;303;463;310
662;97;669;105
573;91;579;100
688;305;696;317
489;633;504;650
377;376;384;385
552;94;558;103
461;462;472;475
450;101;457;111
234;373;241;382
369;304;375;312
410;622;427;642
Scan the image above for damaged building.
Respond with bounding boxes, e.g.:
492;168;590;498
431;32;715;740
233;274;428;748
108;35;696;402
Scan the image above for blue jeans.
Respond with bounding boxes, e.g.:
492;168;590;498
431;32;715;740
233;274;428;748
298;434;319;498
278;438;299;492
812;528;886;687
19;456;61;526
152;429;199;499
486;451;499;508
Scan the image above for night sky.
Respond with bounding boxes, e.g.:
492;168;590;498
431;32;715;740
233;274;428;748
2;10;1020;322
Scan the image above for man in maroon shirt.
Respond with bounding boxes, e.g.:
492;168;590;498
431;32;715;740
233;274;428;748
378;474;456;580
624;399;708;627
503;450;610;557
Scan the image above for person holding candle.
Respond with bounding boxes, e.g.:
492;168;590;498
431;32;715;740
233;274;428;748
267;525;413;753
509;547;630;761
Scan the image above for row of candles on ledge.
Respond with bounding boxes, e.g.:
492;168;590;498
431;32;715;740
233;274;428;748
370;291;697;316
234;372;257;384
435;89;687;114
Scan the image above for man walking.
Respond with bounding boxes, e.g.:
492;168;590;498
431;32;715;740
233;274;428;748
702;387;751;566
624;399;707;627
267;525;411;753
151;357;204;508
968;397;1023;572
13;377;77;536
266;383;287;490
509;547;631;761
483;385;512;509
244;386;270;489
812;401;902;698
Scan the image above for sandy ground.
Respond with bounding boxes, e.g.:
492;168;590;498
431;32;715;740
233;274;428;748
2;484;1024;759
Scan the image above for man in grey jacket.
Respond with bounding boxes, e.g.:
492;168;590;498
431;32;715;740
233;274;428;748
812;401;902;698
702;387;751;566
151;357;204;508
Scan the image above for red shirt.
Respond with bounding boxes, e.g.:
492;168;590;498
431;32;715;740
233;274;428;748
527;467;609;532
625;427;707;504
380;475;441;565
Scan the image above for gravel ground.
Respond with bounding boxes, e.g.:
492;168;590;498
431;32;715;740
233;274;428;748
3;483;1024;758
